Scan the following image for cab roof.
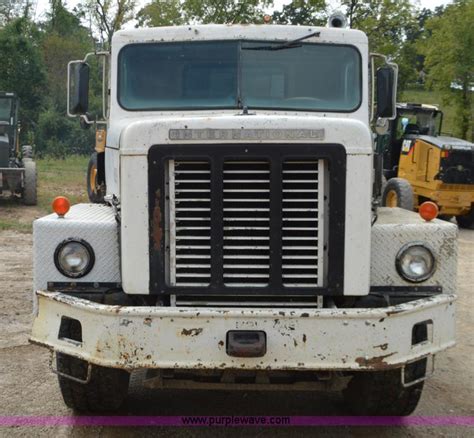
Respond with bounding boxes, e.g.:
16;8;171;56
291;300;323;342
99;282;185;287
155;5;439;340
112;24;368;47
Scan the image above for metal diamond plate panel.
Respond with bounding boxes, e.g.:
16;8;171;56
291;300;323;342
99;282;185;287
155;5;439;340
33;204;120;291
371;208;458;294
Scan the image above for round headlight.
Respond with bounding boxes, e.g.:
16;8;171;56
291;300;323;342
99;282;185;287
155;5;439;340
54;239;95;278
396;243;435;283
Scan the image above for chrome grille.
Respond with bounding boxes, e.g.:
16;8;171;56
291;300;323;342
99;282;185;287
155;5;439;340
282;161;324;287
169;160;211;286
167;158;326;290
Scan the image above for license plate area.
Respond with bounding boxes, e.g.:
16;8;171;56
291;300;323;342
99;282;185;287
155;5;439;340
226;330;267;358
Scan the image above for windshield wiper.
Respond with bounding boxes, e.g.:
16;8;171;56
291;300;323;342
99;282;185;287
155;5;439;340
242;31;320;51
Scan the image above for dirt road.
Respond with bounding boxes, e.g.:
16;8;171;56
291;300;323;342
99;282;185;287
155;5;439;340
0;227;473;437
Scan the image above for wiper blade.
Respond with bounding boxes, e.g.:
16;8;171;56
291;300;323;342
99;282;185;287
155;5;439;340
242;31;320;51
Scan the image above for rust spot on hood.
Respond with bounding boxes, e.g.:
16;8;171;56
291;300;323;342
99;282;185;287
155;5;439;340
355;352;396;369
152;189;163;251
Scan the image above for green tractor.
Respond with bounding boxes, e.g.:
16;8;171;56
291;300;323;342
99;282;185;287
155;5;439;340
0;92;37;205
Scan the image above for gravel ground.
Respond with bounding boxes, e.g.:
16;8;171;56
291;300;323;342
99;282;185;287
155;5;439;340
0;228;472;437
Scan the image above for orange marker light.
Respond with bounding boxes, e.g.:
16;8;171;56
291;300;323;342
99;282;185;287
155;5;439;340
52;196;71;217
419;201;438;222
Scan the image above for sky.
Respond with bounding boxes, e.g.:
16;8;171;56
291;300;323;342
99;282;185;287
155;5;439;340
32;0;452;26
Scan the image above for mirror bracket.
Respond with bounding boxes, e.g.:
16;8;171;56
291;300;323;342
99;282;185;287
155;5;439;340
67;51;110;125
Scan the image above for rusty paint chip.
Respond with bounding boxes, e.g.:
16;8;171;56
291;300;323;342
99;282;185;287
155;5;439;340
152;189;163;251
181;328;203;336
355;352;396;369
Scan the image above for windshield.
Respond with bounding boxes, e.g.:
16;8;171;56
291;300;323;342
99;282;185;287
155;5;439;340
0;98;12;122
118;41;361;112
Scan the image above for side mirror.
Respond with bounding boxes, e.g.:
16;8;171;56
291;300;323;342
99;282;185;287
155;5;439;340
68;62;90;116
376;66;396;119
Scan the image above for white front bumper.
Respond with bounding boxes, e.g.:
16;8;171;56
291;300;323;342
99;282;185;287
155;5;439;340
30;291;456;371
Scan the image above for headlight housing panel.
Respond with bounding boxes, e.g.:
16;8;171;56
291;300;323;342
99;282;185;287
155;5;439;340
54;238;95;278
396;242;436;283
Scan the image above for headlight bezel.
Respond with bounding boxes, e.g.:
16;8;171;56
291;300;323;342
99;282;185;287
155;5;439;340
54;238;95;278
395;242;436;283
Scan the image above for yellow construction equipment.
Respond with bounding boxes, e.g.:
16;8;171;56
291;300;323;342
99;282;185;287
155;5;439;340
381;103;474;228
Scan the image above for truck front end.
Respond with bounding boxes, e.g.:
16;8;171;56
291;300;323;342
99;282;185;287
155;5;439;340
31;24;456;415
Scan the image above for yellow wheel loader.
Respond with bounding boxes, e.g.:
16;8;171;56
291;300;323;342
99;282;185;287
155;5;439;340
381;103;474;228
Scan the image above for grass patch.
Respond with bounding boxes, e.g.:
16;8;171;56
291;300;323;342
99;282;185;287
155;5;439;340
0;155;90;233
0;219;32;233
37;155;89;213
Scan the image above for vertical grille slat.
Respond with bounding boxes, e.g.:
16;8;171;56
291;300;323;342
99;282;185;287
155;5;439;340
167;157;326;290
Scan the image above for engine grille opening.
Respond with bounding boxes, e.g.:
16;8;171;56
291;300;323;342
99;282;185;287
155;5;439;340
169;160;211;287
167;158;326;291
282;160;324;287
223;161;270;287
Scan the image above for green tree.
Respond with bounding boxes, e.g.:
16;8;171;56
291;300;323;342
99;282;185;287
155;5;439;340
137;0;274;27
340;0;415;54
272;0;326;26
0;17;46;138
136;0;184;27
42;1;95;111
0;0;30;25
36;1;99;156
340;0;416;91
83;0;136;48
182;0;273;24
422;0;474;140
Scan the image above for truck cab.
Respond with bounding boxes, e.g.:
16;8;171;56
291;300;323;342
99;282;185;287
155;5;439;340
31;23;457;415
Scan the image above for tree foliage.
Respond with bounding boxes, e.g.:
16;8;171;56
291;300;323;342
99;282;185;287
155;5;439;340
83;0;136;47
0;17;46;135
421;0;474;140
340;0;417;90
0;0;30;26
272;0;326;26
137;0;273;27
136;0;184;27
182;0;273;24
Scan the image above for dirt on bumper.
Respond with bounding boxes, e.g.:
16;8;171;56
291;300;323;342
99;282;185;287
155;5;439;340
30;291;456;371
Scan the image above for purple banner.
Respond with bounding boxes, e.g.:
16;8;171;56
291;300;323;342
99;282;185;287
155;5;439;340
0;416;473;427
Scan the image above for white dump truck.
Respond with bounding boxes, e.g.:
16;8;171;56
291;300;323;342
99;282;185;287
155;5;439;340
30;17;457;415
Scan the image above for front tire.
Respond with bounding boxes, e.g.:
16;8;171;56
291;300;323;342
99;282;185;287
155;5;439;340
57;353;130;412
343;361;426;415
22;159;37;205
382;178;414;211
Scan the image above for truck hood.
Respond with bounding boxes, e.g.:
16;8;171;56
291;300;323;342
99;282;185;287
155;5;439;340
118;114;373;156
